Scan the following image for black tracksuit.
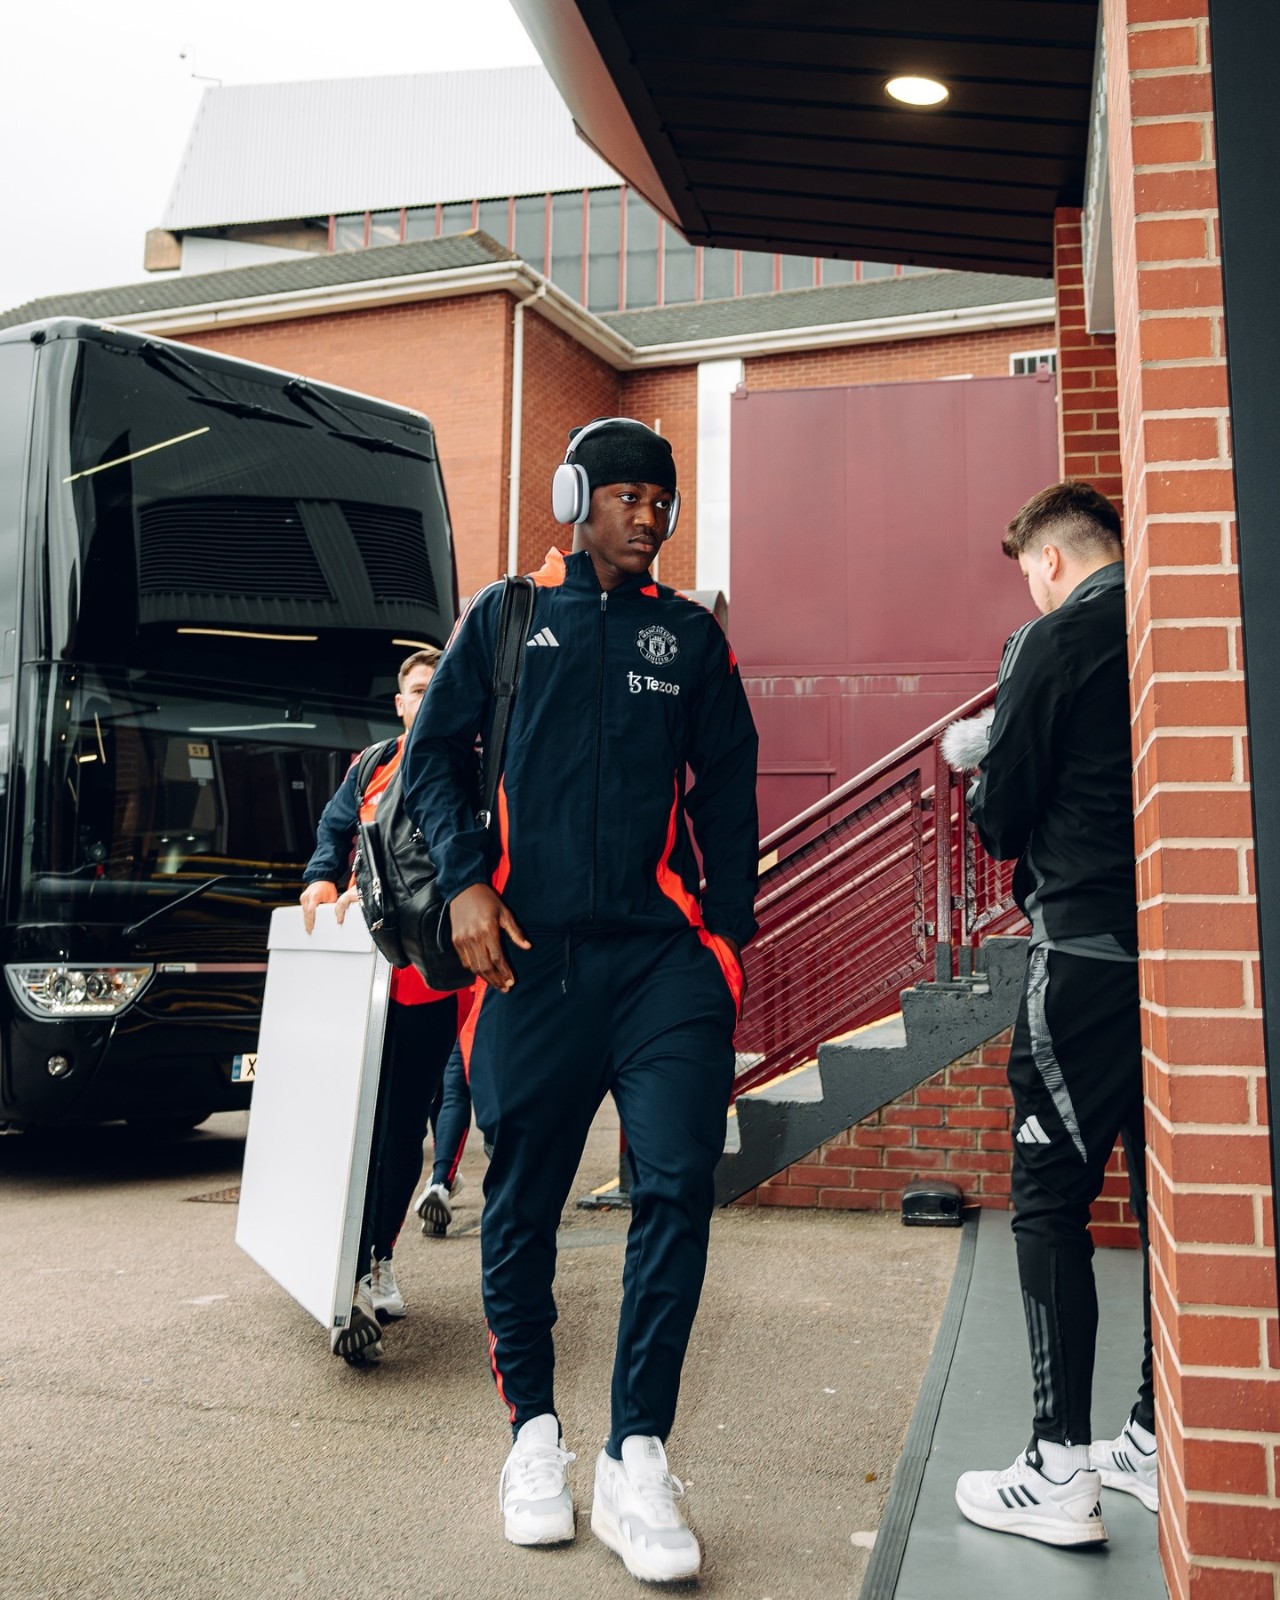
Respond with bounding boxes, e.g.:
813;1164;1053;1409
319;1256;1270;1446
970;561;1152;1446
401;547;759;1449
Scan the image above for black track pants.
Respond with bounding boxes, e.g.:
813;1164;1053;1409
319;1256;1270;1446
462;927;737;1451
1008;945;1152;1445
360;994;459;1265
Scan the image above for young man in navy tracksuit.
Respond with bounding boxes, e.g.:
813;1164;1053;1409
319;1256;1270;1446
401;418;758;1583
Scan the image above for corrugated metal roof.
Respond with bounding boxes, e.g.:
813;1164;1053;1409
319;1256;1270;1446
161;65;620;231
601;272;1053;347
0;233;514;331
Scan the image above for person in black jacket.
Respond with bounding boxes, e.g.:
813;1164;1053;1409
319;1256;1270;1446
955;481;1156;1549
301;648;468;1363
401;418;758;1582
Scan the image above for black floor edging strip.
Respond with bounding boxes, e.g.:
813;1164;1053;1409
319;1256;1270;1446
859;1210;980;1600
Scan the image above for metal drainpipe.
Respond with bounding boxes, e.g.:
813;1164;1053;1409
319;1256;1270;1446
507;282;547;575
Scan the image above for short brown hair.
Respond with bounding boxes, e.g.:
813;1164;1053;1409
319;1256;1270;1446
398;647;441;689
1002;480;1123;562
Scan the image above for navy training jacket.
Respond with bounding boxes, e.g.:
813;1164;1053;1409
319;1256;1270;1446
400;547;760;950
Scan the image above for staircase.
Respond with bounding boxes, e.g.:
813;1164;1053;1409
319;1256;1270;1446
717;935;1026;1204
713;686;1028;1204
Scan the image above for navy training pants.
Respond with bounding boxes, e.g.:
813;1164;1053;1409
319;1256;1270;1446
463;926;737;1454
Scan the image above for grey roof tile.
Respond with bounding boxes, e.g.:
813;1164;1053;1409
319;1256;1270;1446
600;271;1053;346
0;232;515;331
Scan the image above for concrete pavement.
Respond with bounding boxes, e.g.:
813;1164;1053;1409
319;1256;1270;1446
1;1103;959;1600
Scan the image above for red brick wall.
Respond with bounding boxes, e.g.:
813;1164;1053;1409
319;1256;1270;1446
178;295;513;604
619;366;699;592
743;321;1055;392
516;312;620;578
1053;210;1124;504
1105;1;1279;1592
735;1027;1142;1247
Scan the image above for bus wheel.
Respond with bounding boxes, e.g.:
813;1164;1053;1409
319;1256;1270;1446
125;1112;213;1139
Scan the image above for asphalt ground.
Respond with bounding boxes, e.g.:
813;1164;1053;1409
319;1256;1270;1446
1;1102;959;1600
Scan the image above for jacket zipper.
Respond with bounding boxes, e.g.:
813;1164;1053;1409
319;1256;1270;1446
588;590;608;921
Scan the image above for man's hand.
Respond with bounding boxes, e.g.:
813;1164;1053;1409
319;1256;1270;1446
449;882;531;992
300;880;338;934
333;885;362;925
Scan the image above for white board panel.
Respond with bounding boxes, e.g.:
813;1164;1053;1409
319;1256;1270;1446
235;904;390;1343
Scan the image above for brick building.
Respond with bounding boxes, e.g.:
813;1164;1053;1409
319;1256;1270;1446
510;0;1280;1590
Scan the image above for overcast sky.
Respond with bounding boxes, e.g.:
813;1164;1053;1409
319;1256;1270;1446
0;0;542;314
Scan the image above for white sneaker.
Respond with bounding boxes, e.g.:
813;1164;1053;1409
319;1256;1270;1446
591;1436;702;1583
415;1179;454;1237
369;1255;406;1321
333;1276;383;1366
1091;1421;1159;1511
955;1449;1108;1547
499;1413;576;1546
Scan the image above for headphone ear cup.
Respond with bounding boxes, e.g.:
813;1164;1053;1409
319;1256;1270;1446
551;461;589;525
664;488;681;541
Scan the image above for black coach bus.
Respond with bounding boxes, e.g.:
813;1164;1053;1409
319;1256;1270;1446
0;319;458;1131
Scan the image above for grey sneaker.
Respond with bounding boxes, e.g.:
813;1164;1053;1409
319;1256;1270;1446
499;1413;576;1546
415;1175;462;1237
369;1255;406;1321
333;1275;383;1366
591;1436;701;1582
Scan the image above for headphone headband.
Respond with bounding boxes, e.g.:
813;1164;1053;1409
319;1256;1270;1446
563;416;661;464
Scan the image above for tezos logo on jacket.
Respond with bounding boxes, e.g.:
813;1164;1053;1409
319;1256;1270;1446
636;625;678;666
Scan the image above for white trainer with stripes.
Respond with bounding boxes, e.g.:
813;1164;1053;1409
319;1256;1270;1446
1090;1419;1159;1511
955;1450;1108;1547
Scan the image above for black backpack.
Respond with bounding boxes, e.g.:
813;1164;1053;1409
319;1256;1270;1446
353;576;535;989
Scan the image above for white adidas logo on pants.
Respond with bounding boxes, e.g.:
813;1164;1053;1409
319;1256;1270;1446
1015;1115;1052;1145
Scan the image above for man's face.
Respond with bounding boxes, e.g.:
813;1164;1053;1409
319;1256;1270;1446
579;481;674;583
395;663;435;730
1018;547;1056;616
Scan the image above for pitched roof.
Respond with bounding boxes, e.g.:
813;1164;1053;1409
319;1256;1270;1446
602;270;1053;347
161;66;619;231
0;232;515;332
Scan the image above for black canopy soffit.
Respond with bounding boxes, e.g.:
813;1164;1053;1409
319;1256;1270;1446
515;0;1101;278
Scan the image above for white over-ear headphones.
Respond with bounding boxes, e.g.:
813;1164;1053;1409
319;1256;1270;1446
550;416;681;538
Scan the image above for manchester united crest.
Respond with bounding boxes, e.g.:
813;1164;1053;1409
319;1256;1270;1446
636;625;679;666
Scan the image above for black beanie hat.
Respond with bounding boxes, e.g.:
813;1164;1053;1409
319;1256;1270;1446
568;418;677;494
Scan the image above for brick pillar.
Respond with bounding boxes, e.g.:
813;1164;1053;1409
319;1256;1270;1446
1104;1;1280;1592
1053;208;1123;503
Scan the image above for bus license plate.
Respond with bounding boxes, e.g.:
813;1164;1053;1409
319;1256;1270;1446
231;1053;257;1083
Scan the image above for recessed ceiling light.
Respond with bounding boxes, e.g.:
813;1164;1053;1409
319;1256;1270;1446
886;76;949;108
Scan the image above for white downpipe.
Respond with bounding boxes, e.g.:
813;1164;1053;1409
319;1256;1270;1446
695;358;744;597
507;283;547;575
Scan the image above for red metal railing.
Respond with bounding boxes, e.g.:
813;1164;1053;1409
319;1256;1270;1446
733;685;1026;1097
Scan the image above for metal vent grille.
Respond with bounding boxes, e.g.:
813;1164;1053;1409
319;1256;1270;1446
138;498;333;599
340;502;438;609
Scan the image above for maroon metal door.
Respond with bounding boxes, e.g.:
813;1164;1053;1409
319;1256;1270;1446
730;372;1060;835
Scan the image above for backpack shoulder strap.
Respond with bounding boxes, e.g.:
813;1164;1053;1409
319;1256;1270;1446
480;576;535;826
353;737;399;805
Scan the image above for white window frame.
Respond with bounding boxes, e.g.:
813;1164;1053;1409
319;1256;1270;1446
1009;349;1058;376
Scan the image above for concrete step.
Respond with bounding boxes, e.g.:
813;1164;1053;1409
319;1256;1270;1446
715;935;1026;1205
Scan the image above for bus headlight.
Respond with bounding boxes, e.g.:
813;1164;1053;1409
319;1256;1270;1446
5;964;155;1018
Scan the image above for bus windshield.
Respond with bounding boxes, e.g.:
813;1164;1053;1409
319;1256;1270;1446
39;332;456;695
16;662;395;931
